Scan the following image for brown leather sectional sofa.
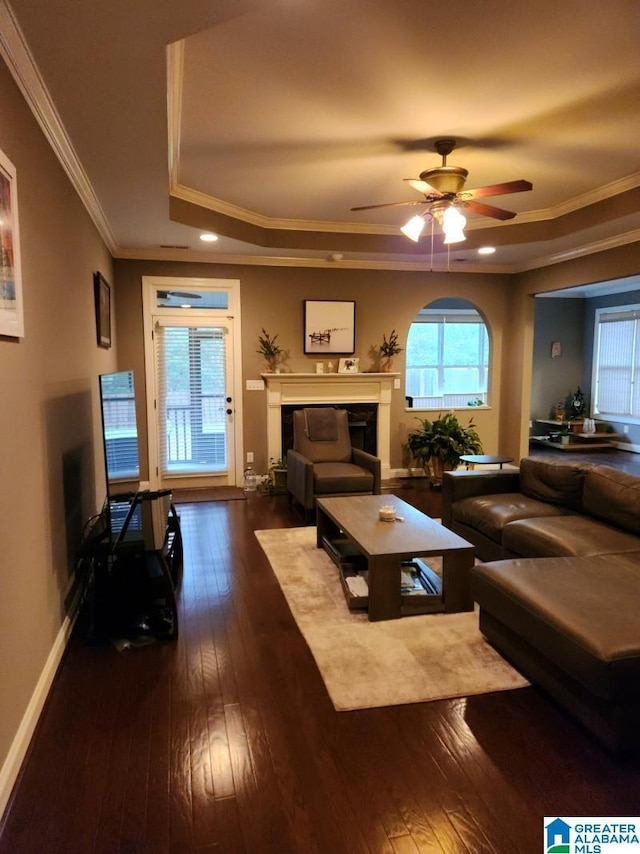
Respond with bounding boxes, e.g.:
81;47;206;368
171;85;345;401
442;457;640;752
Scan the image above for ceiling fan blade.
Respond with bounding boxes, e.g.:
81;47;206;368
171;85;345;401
350;200;426;212
403;178;441;196
462;179;532;200
465;200;517;221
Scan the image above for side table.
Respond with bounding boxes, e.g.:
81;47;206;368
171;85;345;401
460;454;514;470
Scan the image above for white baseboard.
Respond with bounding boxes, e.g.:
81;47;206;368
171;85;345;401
385;467;429;479
0;614;74;821
613;440;640;454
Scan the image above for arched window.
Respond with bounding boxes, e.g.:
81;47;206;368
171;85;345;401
405;298;490;408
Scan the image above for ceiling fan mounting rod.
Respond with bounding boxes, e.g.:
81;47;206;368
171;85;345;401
434;137;457;165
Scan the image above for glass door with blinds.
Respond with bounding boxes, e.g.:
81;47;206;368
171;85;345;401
143;277;242;491
155;322;235;487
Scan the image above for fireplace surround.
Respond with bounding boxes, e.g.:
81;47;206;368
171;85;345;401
261;372;399;478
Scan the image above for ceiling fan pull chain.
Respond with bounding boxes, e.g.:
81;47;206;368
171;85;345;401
430;217;435;272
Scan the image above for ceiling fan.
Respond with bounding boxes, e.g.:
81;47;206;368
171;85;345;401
157;290;202;300
350;138;532;243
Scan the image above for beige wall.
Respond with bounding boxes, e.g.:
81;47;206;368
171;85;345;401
0;59;114;786
114;260;516;476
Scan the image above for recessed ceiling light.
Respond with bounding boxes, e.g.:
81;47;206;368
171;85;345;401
477;246;496;255
199;232;219;242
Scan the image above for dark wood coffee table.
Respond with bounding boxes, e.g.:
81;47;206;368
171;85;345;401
316;494;475;621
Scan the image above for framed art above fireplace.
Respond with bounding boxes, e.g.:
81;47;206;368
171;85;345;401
304;300;355;354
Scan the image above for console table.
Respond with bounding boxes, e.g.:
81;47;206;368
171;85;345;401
79;490;182;642
531;419;619;451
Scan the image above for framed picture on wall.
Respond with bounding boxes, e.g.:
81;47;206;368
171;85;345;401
94;271;112;348
0;147;24;338
304;299;355;354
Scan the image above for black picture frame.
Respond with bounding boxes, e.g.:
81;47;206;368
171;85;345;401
304;299;355;354
94;271;111;349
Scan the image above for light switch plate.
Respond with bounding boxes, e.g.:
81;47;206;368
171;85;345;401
246;379;265;391
393;378;401;389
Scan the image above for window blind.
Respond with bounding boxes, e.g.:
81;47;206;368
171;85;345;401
155;324;227;475
594;307;640;418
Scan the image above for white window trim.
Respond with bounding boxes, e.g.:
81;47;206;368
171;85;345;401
405;307;490;411
142;276;244;487
592;303;640;425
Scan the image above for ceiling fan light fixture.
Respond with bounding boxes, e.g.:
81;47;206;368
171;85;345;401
443;229;466;245
418;165;468;195
442;206;467;244
400;214;426;242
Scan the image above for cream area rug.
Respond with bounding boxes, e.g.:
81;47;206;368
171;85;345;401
255;527;528;711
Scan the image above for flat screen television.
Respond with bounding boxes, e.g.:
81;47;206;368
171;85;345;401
98;369;141;496
98;369;145;545
98;370;170;550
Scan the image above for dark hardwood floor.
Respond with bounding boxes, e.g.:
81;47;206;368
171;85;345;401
527;443;640;474
2;466;640;852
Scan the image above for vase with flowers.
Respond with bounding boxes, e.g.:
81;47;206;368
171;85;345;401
379;329;403;372
256;328;283;373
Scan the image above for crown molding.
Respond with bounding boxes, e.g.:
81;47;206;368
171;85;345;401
116;224;640;276
170;182;394;235
171;173;640;237
0;0;118;253
518;172;640;223
511;227;640;273
166;40;183;190
115;245;515;273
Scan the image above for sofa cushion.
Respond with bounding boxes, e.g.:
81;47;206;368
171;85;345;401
502;514;640;558
519;456;591;511
471;555;640;702
583;465;640;535
451;493;574;544
313;462;374;495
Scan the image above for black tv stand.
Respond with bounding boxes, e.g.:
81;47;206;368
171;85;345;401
79;489;182;643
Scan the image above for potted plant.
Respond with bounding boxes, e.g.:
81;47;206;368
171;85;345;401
554;423;572;445
256;328;283;372
406;411;483;487
379;329;403;372
263;457;287;494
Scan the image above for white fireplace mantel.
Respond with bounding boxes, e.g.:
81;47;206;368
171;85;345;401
261;372;400;478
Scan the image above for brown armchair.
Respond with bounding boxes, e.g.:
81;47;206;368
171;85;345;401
286;407;381;522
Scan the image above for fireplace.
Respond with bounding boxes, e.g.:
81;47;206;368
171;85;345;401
281;403;378;456
261;372;399;477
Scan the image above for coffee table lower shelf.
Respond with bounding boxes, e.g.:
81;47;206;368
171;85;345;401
322;535;445;616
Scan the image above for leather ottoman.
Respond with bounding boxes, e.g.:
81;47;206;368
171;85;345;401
471;554;640;753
